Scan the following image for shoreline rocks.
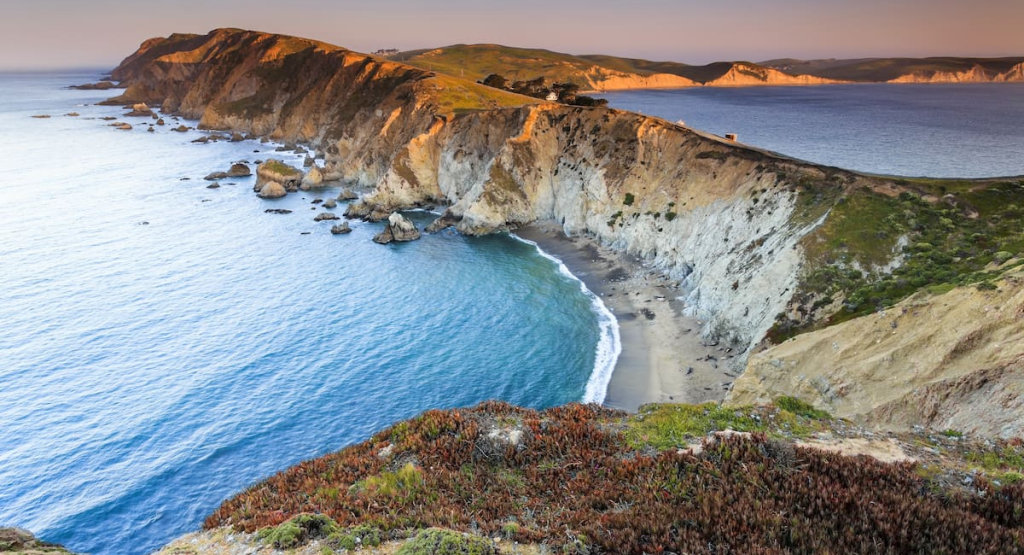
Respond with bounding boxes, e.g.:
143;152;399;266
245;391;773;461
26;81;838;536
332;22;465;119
255;159;303;194
0;527;76;554
373;212;421;244
299;165;323;190
71;81;116;90
256;181;287;199
226;163;251;177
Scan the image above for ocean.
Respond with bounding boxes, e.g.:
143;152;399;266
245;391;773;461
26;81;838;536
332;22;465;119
597;83;1024;178
0;71;614;555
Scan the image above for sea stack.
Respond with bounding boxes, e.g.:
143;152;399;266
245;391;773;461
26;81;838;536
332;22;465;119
373;212;421;244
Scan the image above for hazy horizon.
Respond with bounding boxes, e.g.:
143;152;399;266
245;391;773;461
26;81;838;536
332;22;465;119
2;0;1023;70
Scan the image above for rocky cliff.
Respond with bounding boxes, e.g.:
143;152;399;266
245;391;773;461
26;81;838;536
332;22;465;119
106;28;1024;430
702;63;842;86
729;265;1024;438
887;62;1024;83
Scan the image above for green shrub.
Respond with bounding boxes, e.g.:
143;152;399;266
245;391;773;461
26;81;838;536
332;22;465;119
396;528;497;555
329;524;383;551
258;514;338;549
775;396;831;420
623;193;635;206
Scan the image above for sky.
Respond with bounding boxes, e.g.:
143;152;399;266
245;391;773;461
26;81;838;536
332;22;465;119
1;0;1022;70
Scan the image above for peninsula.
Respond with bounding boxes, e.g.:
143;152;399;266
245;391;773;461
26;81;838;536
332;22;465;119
18;27;1022;555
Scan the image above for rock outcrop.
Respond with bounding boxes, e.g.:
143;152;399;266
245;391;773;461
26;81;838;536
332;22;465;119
728;267;1024;438
226;162;251;177
255;159;302;192
0;528;77;554
373;212;421;244
256;181;287;199
314;212;339;221
330;222;352;234
887;62;1024;84
300;165;323;190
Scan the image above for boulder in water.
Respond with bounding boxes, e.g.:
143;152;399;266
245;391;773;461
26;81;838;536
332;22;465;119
323;199;337;209
299;165;323;190
330;222;352;234
227;163;251;177
255;159;303;192
337;188;359;201
314;212;340;222
257;181;287;199
125;103;153;117
373;212;421;244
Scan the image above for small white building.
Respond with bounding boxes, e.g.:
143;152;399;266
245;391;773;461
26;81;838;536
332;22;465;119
545;91;559;102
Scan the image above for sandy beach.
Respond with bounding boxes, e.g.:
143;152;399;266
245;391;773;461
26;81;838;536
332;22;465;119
515;224;740;412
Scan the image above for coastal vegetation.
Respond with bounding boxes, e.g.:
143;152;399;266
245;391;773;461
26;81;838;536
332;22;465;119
770;179;1024;340
206;401;1024;555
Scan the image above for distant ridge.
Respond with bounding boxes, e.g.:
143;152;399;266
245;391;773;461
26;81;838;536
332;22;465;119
392;44;1024;90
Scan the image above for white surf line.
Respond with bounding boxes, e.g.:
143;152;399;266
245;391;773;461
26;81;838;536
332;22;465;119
510;234;622;405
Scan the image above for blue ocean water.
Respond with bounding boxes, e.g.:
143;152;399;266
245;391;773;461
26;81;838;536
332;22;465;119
598;83;1024;178
0;71;615;555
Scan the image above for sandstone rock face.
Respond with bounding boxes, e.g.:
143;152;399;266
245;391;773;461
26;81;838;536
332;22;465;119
373;212;421;244
299;165;323;190
256;181;287;199
125;102;153;116
728;268;1024;438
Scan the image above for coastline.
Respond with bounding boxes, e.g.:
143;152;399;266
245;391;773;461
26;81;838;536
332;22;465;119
514;223;737;412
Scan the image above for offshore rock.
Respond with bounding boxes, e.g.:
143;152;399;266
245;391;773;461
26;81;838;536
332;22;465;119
313;212;340;221
337;188;359;201
373;212;421;244
256;181;287;199
125;102;153;116
226;162;251;177
330;222;352;234
299;165;323;190
255;159;302;192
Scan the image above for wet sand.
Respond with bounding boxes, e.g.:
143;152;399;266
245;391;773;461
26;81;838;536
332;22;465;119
515;224;739;412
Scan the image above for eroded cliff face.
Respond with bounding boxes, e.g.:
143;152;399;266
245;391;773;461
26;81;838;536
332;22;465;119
703;63;843;87
728;267;1024;438
359;105;884;359
887;62;1024;83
